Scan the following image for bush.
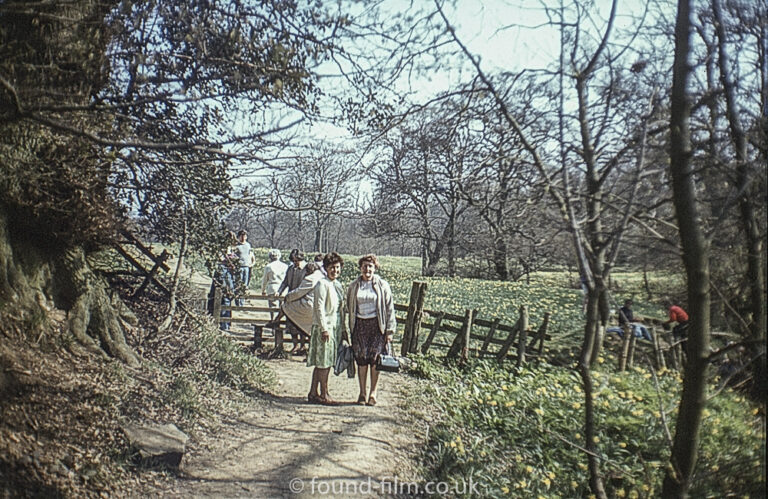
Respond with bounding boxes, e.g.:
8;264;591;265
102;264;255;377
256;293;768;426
195;322;275;393
407;355;765;498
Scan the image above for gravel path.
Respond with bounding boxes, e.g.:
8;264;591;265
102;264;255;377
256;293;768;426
169;357;424;498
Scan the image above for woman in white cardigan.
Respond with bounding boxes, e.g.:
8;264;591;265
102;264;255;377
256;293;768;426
346;254;396;406
306;252;346;405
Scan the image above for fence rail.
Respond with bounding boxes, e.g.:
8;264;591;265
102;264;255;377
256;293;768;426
394;282;551;365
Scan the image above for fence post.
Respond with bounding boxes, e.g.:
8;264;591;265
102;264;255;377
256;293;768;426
619;324;632;372
667;331;679;371
401;281;427;357
527;312;550;354
516;306;529;368
459;309;475;365
447;309;472;360
627;334;637;368
651;327;665;369
274;325;283;352
421;312;444;354
253;325;263;350
497;311;522;363
536;312;550;356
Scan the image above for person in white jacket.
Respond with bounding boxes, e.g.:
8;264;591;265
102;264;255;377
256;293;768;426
261;249;288;320
306;252;346;405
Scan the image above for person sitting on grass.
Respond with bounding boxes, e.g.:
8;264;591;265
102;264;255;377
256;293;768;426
618;299;652;341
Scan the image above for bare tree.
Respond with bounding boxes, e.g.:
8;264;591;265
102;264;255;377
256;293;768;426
371;103;472;276
661;0;712;495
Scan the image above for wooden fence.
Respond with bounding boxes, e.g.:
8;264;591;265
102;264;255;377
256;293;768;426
212;287;287;351
611;319;739;372
209;280;550;366
395;281;551;365
107;236;720;375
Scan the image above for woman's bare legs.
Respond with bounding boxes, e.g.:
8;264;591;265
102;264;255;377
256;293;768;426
318;367;336;404
357;364;368;403
307;368;321;402
367;365;380;405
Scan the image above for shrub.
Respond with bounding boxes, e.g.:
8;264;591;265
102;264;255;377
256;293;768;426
407;356;765;498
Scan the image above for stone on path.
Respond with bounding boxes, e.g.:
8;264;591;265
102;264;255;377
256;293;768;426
122;423;189;469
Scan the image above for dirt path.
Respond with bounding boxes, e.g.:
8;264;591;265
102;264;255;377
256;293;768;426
168;357;424;498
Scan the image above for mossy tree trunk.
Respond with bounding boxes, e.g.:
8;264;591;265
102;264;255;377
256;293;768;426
0;208;139;367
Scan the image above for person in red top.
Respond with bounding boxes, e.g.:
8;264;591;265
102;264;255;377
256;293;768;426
663;300;690;353
666;304;689;324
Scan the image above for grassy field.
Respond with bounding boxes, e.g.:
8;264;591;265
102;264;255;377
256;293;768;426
332;253;681;352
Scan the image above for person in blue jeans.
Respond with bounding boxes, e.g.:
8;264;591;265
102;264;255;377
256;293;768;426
234;230;252;307
212;233;238;330
209;256;235;331
616;299;652;341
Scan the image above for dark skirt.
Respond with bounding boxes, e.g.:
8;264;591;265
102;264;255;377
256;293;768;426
351;317;386;366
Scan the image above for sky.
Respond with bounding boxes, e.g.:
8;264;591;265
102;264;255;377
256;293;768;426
238;0;659;192
300;0;650;138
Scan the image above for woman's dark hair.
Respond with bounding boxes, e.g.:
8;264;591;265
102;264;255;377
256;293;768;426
304;262;319;275
323;252;344;270
289;249;304;262
358;254;380;270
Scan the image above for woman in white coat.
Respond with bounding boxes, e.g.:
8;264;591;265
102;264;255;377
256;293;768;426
261;249;288;320
306;252;345;405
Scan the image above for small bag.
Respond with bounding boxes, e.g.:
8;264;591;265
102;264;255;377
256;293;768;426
376;342;400;373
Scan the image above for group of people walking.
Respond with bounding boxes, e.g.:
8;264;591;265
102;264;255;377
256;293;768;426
216;242;396;407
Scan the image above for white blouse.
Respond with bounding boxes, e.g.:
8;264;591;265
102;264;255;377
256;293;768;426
355;280;378;319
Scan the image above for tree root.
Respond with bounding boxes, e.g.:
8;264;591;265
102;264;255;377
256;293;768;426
58;248;140;367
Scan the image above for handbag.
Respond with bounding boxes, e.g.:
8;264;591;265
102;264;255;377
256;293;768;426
376;342;400;373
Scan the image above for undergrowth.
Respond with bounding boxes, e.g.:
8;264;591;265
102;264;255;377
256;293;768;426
407;355;765;498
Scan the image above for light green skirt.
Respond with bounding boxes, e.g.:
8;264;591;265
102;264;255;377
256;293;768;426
306;323;340;368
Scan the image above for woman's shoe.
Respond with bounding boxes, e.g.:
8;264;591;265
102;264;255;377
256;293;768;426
366;395;377;407
307;393;322;404
356;394;367;405
319;396;339;406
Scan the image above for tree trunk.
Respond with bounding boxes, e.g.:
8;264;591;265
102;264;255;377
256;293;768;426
58;247;141;367
447;213;456;278
0;208;140;367
493;235;509;281
712;0;767;397
579;290;607;499
662;1;711;496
